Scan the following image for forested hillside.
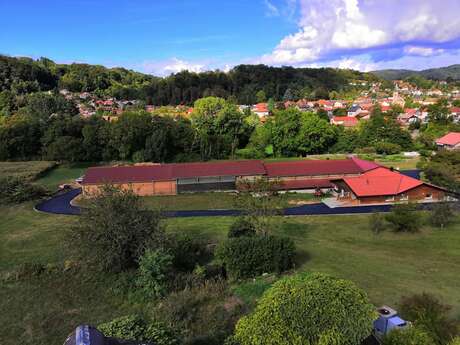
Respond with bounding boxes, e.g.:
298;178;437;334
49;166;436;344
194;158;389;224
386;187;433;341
372;64;460;81
0;55;377;105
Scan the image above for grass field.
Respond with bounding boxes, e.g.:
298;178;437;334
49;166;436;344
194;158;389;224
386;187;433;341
1;201;459;344
0;161;57;181
35;163;92;190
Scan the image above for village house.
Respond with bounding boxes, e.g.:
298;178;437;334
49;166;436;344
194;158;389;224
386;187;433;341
332;167;448;206
330;116;359;127
253;103;269;118
347;104;362;117
449;107;460;123
435;132;460;150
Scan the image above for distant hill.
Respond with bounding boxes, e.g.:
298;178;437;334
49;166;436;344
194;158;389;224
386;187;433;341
372;64;460;81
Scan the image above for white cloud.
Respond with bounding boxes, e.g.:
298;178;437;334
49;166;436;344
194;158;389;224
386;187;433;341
259;0;460;67
140;58;207;76
404;46;445;57
264;0;280;17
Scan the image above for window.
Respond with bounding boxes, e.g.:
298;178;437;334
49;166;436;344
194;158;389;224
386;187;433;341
425;193;433;199
400;194;408;201
385;196;395;202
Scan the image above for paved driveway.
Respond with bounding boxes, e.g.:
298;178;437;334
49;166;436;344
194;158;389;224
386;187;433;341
35;188;396;217
35;188;82;215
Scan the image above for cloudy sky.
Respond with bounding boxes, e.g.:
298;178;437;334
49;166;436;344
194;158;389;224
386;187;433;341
1;0;460;75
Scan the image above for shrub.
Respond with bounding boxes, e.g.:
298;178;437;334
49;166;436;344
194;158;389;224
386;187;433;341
449;338;460;345
136;249;173;299
375;142;402;155
235;272;376;345
168;234;213;272
216;235;295;279
369;212;386;234
67;186;165;272
382;326;434;345
429;203;455;229
385;203;422;233
98;314;180;345
398;293;459;345
228;217;256;238
155;279;244;345
0;176;48;204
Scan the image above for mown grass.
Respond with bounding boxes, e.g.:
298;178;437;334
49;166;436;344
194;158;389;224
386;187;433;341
0;161;57;181
1;202;459;344
35;163;91;190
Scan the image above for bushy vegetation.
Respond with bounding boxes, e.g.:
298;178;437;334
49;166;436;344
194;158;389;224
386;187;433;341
67;186;165;271
398;293;459;345
98;314;180;345
235;272;376;345
0;177;48;204
136;249;173;299
420;150;460;193
228;217;256;238
216;235;295;279
382;326;434;345
385;203;422;233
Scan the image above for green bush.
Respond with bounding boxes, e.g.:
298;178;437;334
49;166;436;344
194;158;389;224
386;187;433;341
235;272;376;345
98;314;180;345
385;203;422;233
382;326;434;345
398;293;459;345
429;203;455;229
449;337;460;345
228;217;256;238
136;249;173;299
0;176;48;204
369;212;386;234
154;279;244;345
216;235;295;279
168;234;213;272
375;142;402;155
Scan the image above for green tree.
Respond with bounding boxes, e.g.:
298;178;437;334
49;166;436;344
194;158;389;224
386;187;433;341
256;90;266;103
297;113;338;155
67;186;165;272
235;272;376;345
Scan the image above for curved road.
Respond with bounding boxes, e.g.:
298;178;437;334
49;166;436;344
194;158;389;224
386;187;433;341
35;188;398;217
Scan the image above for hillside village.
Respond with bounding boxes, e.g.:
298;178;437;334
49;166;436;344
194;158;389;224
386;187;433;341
64;79;460;128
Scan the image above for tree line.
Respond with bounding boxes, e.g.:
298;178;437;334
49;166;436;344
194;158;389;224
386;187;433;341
0;55;377;107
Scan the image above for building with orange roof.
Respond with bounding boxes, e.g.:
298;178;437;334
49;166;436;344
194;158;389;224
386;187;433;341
435;132;460;150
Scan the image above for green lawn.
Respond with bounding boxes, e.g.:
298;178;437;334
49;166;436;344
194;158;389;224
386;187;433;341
167;214;460;315
35;163;91;190
140;192;319;211
1;202;459;344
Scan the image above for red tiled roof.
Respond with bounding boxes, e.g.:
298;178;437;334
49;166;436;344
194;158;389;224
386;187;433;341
332;116;358;127
83;160;266;184
254;103;268;112
342;167;423;197
264;158;376;178
450;107;460;113
436;132;460;146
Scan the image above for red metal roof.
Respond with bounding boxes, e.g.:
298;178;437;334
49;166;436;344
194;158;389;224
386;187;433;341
342;167;423;197
275;179;334;191
264;158;372;178
82;160;266;184
436;132;460;146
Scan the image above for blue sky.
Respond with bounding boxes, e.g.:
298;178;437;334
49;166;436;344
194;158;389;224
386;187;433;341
1;0;460;75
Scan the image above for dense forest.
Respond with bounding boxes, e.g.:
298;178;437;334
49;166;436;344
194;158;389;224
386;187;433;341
0;55;377;105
